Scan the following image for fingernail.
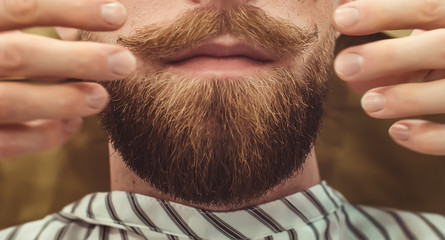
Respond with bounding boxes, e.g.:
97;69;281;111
63;118;83;134
86;87;109;109
335;54;364;77
101;3;127;26
108;51;137;76
361;92;386;113
389;124;410;141
335;8;360;27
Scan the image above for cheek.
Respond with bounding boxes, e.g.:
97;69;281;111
122;0;195;31
261;0;335;31
93;1;190;44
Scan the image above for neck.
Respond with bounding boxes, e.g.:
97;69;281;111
109;144;321;211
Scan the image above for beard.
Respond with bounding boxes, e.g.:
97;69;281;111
84;5;336;206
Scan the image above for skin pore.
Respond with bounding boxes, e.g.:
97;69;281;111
74;0;344;211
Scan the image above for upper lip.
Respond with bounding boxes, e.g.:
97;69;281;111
165;36;277;64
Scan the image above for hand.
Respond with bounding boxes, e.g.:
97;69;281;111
333;0;445;156
0;0;136;159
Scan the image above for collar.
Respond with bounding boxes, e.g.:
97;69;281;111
60;181;346;239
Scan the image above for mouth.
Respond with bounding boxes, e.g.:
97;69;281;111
163;35;278;77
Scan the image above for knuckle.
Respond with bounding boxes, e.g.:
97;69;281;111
416;0;441;23
3;0;39;23
0;41;24;73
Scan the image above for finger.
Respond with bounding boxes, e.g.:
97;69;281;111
333;0;445;35
360;80;445;119
0;118;82;159
410;29;426;36
0;0;127;31
389;120;445;156
0;32;136;80
335;30;445;82
346;70;427;93
55;27;79;41
0;82;109;123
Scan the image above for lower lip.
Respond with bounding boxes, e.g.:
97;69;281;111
165;56;273;77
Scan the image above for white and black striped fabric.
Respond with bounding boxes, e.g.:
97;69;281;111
1;182;444;239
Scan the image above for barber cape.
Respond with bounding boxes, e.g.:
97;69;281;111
1;182;444;240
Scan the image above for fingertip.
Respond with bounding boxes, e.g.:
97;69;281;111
68;82;110;115
333;0;365;35
388;119;445;156
334;7;360;29
388;122;410;142
108;50;137;76
333;1;384;36
334;53;364;79
361;92;386;114
85;85;110;110
100;2;128;27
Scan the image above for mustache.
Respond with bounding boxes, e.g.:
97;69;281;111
117;4;319;61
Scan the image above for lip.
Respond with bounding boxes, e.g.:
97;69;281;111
166;42;277;63
163;35;278;77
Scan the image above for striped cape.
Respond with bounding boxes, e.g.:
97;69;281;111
1;182;444;240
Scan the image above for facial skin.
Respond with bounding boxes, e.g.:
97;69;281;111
82;0;341;208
